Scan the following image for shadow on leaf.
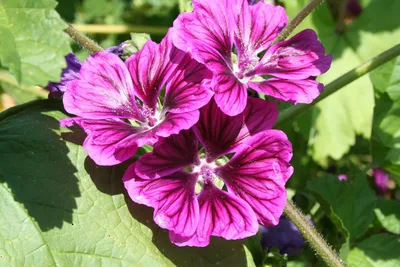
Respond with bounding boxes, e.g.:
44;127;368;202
0;100;80;231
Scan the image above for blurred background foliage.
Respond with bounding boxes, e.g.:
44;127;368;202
0;0;399;266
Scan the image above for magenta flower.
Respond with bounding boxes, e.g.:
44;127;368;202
61;34;213;166
338;174;347;181
123;98;293;247
170;0;332;116
373;168;389;194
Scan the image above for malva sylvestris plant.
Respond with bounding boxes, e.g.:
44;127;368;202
10;0;399;266
57;0;333;257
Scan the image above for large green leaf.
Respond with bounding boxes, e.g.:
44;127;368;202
0;0;71;86
308;173;376;241
0;100;255;267
347;234;400;267
282;0;400;165
374;198;400;235
370;56;400;177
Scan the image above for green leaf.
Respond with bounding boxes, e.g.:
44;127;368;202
347;234;400;267
0;70;47;104
308;173;376;240
282;0;400;165
374;199;400;234
0;0;71;86
370;56;400;177
179;0;193;13
0;100;256;266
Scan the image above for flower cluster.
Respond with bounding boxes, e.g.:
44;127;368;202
58;0;331;247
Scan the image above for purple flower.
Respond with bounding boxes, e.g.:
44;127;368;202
47;53;81;99
61;34;213;166
123;98;293;247
338;174;347;181
170;0;332;116
373;168;389;194
261;216;306;255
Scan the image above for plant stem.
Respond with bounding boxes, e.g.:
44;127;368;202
72;24;169;35
284;201;345;267
64;24;103;53
276;43;400;126
336;0;349;33
272;0;324;44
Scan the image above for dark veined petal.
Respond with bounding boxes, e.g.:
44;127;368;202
254;30;332;80
123;166;199;237
126;34;185;110
170;183;258;247
194;98;277;161
135;130;199;179
213;73;248;116
170;0;234;66
249;78;323;104
233;0;287;57
164;53;214;113
60;118;140;166
63;51;142;120
216;131;293;226
154;110;200;138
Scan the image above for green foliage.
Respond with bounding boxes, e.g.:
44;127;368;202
0;0;71;86
0;70;47;104
0;100;256;267
282;0;400;166
374;199;400;234
370;56;400;178
347;234;400;267
308;173;376;241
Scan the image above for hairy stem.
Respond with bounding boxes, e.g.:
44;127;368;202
272;0;324;44
64;24;103;53
73;24;169;35
284;201;345;267
276;43;400;126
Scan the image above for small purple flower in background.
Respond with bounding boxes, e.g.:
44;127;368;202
123;98;293;247
171;0;332;116
47;53;81;99
338;174;347;181
61;34;213;166
261;216;306;255
373;168;389;194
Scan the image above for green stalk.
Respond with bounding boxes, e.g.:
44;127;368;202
276;43;400;126
272;0;324;44
64;24;103;53
284;201;345;267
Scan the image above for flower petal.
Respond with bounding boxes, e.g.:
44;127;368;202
170;183;258;247
135;130;199;179
171;0;234;66
61;118;140;166
155;110;200;138
249;78;323;104
236;97;278;143
164;53;214;113
126;35;185;110
213;73;248;116
234;1;287;57
216;131;293;225
194;97;277;161
123;166;199;237
254;30;332;80
63;51;141;120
